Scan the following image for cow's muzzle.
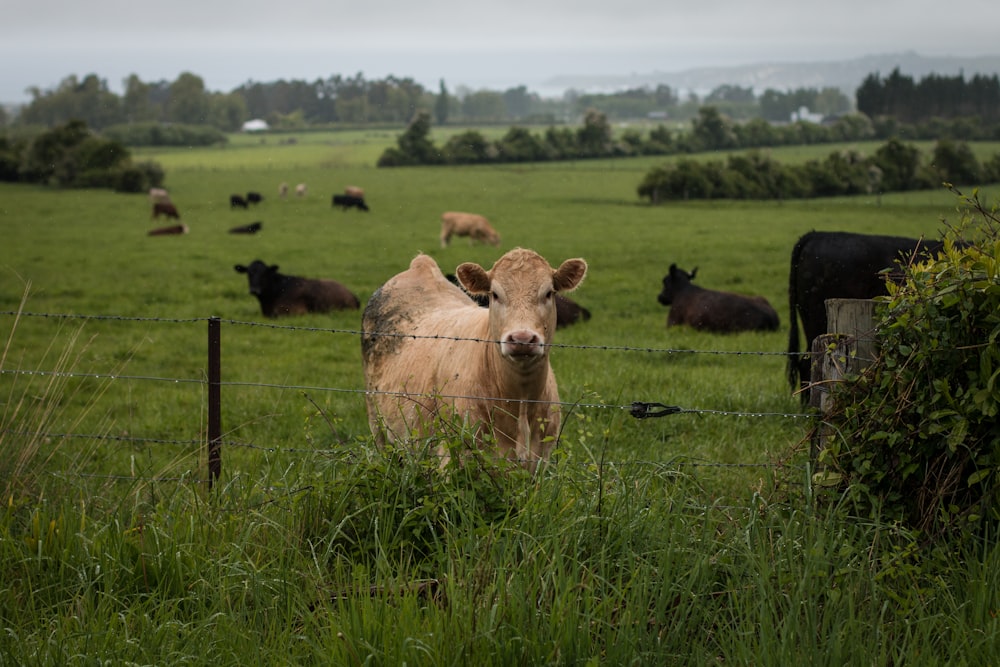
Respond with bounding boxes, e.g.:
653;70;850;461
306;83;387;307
501;330;545;359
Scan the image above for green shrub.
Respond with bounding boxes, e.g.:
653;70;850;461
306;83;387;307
820;192;1000;539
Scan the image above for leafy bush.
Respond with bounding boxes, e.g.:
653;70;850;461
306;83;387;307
820;192;1000;539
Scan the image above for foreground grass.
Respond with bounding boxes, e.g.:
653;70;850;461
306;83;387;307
2;446;998;665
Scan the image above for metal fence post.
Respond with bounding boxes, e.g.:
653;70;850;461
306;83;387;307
208;316;221;489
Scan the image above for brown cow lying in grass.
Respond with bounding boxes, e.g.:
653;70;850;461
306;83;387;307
658;264;779;333
234;260;359;317
439;211;501;248
362;247;587;471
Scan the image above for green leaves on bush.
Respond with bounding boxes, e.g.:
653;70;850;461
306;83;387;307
638;139;997;203
820;192;1000;538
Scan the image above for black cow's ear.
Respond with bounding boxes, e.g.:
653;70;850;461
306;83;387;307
669;263;677;275
234;264;247;273
269;265;280;272
690;267;698;280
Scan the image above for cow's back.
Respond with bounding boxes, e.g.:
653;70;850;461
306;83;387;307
362;255;490;434
787;231;937;394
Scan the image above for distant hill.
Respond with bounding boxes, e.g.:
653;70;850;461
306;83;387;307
542;52;1000;97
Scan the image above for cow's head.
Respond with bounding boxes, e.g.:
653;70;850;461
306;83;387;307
456;248;587;366
658;264;697;305
234;260;277;295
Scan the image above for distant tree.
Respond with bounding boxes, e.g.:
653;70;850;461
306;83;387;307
435;79;449;125
576;109;612;156
121;74;158;123
705;84;755;104
502;86;533;119
208;93;248;132
461;90;505;122
691;106;736;150
166;72;210;124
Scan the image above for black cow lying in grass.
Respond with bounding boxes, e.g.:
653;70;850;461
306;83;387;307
229;221;263;234
446;273;591;329
230;194;249;209
332;194;369;211
234;260;360;317
658;264;779;333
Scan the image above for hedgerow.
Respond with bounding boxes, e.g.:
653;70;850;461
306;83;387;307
819;190;1000;540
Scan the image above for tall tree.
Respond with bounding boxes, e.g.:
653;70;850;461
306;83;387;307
166;72;210;124
435;79;449;125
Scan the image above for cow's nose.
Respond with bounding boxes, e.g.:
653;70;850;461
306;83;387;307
501;330;543;357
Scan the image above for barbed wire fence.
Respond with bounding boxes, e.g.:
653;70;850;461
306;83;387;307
1;310;818;493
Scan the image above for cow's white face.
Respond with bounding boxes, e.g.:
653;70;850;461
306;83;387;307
457;248;587;368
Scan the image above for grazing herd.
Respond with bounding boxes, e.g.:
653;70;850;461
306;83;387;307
137;182;951;470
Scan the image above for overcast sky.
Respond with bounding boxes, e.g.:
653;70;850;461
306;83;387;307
2;0;996;103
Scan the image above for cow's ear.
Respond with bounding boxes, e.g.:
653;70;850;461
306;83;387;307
269;264;280;273
690;267;698;280
234;264;247;273
456;262;490;295
553;258;587;293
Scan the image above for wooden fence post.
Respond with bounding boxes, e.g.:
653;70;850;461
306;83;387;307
207;316;221;489
809;299;877;465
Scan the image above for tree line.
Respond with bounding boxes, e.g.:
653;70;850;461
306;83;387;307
857;67;1000;123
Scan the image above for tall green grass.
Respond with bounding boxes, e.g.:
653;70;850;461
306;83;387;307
2;132;999;663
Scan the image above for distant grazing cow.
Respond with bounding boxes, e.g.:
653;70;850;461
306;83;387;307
148;223;188;236
787;231;947;398
152;202;180;219
230;194;249;209
446;273;591;329
234;260;359;317
279;182;289;198
440;211;501;248
229;221;263;234
295;183;307;197
332;194;370;211
658;264;779;334
246;192;263;205
362;247;587;470
344;185;365;199
149;188;170;204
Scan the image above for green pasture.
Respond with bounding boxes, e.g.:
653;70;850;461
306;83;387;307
3;134;995;484
3;132;1000;664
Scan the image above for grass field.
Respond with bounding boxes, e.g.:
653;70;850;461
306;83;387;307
2;130;999;664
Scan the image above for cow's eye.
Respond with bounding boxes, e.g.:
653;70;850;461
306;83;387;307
545;290;554;300
491;291;500;302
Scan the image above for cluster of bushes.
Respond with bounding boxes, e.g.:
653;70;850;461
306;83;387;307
637;139;1000;203
377;108;887;168
0;120;164;192
820;197;1000;540
102;122;226;147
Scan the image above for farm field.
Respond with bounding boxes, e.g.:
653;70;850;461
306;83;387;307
2;129;999;663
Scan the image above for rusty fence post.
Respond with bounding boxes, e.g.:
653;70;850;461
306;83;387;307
207;316;222;489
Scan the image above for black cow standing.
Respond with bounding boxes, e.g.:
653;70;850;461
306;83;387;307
786;231;947;399
332;194;369;211
234;260;360;317
230;194;249;209
658;264;779;333
246;192;263;204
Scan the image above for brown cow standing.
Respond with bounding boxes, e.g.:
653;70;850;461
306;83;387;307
361;247;587;471
440;211;501;248
152;202;180;219
658;264;779;333
344;185;364;199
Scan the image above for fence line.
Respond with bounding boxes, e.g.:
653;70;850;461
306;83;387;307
1;310;795;358
1;309;815;485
